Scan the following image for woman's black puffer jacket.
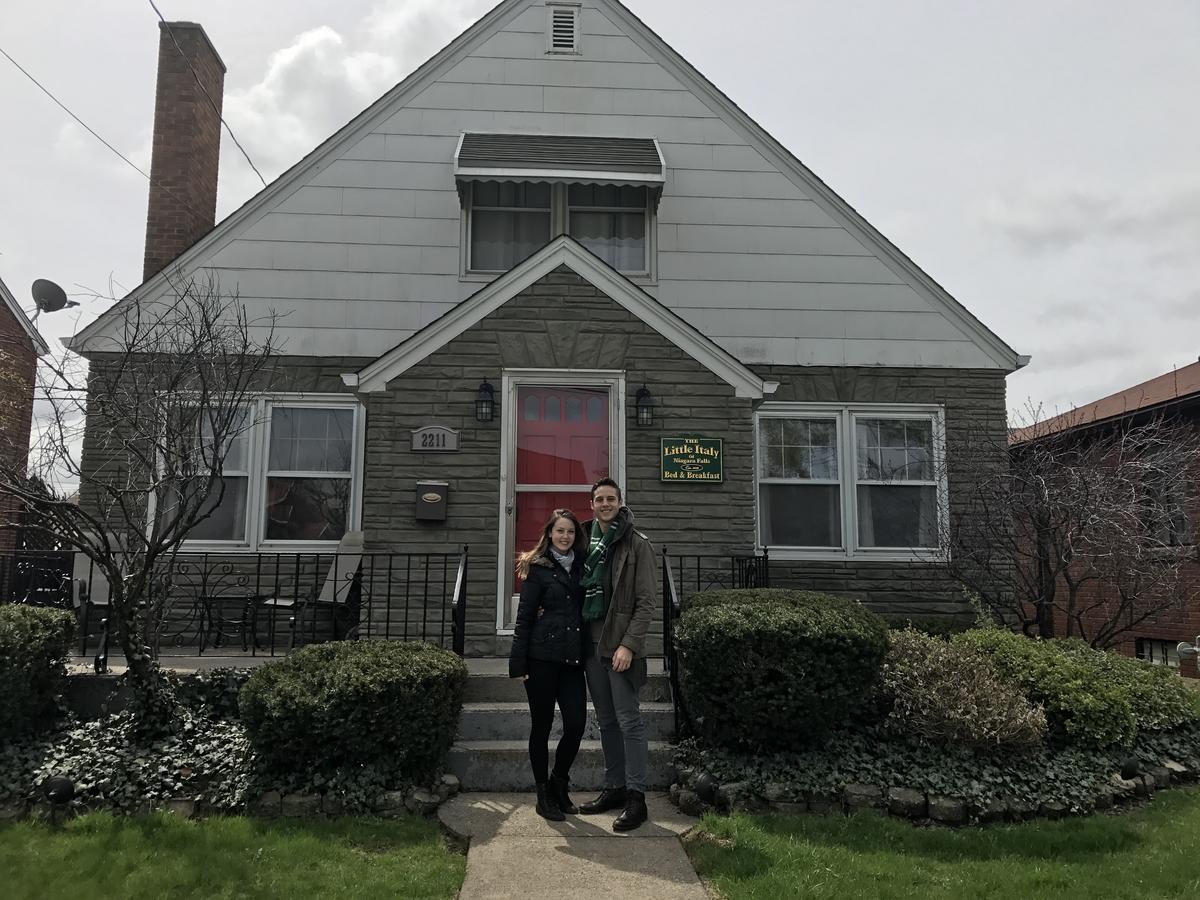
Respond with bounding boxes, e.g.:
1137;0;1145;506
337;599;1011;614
509;554;590;678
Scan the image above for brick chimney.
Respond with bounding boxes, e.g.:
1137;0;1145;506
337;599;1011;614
143;21;226;282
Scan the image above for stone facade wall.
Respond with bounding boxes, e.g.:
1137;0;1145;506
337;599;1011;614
361;267;755;654
75;272;1012;655
751;365;1009;620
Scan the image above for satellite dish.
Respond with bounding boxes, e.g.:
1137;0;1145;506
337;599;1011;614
29;279;80;322
32;279;73;313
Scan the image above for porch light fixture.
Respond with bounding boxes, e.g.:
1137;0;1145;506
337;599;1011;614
475;379;496;422
635;385;654;427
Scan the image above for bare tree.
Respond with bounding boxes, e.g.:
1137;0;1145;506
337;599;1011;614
0;273;277;731
943;406;1199;647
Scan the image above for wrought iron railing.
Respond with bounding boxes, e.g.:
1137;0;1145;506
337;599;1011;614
660;548;770;738
0;547;470;666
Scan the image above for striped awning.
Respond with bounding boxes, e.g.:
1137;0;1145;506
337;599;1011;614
454;133;665;197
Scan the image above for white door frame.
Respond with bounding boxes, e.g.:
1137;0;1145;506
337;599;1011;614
495;368;626;634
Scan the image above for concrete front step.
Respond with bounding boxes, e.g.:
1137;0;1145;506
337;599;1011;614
447;739;676;791
458;701;675;742
463;672;672;703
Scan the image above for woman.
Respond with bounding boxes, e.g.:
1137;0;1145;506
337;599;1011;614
509;508;590;821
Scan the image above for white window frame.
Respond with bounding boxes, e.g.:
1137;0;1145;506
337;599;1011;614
1136;638;1181;669
462;181;655;280
754;402;948;561
177;394;365;552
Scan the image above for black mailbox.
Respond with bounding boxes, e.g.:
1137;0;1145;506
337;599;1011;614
416;480;449;521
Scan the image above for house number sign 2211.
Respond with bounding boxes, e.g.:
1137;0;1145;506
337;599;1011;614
411;426;460;452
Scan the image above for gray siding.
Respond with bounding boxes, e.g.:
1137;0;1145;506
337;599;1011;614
88;0;1005;369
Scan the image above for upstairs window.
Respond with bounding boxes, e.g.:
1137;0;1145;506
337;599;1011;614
466;181;651;275
468;182;552;272
568;184;648;271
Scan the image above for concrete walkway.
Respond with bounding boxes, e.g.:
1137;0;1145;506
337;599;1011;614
439;792;708;900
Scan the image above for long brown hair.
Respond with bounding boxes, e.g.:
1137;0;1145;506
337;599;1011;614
515;508;586;580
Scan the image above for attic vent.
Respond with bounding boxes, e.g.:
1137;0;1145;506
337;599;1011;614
547;4;580;53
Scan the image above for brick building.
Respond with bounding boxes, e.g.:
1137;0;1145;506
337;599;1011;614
0;275;49;553
1012;360;1200;674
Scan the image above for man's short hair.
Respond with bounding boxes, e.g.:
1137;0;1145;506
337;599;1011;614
591;477;622;501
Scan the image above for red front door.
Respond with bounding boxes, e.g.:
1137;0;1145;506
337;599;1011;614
513;385;610;593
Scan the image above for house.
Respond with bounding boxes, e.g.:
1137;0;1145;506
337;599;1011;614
1011;361;1200;674
69;1;1025;655
0;276;49;548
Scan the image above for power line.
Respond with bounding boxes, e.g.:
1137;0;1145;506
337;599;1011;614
0;41;211;225
148;0;268;188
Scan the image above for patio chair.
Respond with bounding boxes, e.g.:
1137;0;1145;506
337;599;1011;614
254;531;365;650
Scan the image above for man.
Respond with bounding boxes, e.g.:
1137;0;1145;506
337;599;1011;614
577;477;656;831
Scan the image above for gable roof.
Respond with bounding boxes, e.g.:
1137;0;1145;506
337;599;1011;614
347;235;767;397
0;276;49;356
1010;359;1200;444
73;0;1023;372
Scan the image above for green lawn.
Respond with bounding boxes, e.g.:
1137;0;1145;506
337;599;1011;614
0;812;465;900
686;787;1200;899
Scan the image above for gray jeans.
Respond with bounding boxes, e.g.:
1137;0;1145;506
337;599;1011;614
584;650;648;794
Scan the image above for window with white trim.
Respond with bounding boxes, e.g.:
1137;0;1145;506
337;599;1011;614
1136;638;1181;669
755;404;946;557
177;398;361;548
466;181;651;275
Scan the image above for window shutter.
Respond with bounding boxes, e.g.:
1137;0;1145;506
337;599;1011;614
548;6;579;53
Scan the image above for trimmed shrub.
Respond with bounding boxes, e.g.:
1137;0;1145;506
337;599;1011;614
239;641;467;779
0;604;77;738
881;628;1046;750
1055;639;1200;733
675;589;888;750
954;629;1137;749
881;614;973;640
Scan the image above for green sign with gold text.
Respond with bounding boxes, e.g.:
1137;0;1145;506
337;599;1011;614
660;436;723;483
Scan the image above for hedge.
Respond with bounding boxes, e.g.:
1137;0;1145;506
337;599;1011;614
239;641;467;779
881;628;1046;750
954;629;1138;748
675;589;888;750
0;605;77;739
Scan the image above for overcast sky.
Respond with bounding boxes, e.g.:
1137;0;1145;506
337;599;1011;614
2;0;1197;423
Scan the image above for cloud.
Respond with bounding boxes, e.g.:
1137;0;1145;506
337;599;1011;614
214;0;492;210
980;180;1200;254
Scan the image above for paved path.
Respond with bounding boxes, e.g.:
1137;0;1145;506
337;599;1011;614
439;792;708;900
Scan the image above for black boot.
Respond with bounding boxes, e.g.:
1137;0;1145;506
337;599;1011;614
612;789;648;832
578;787;626;814
535;782;565;821
549;773;578;815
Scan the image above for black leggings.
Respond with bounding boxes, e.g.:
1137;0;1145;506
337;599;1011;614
523;658;587;784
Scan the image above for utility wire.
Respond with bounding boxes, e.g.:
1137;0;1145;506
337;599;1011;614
148;0;268;188
0;41;211;225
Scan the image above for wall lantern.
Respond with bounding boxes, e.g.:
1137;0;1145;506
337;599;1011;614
475;379;496;422
635;385;654;427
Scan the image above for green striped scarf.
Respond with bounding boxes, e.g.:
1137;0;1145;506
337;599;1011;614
581;521;618;621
